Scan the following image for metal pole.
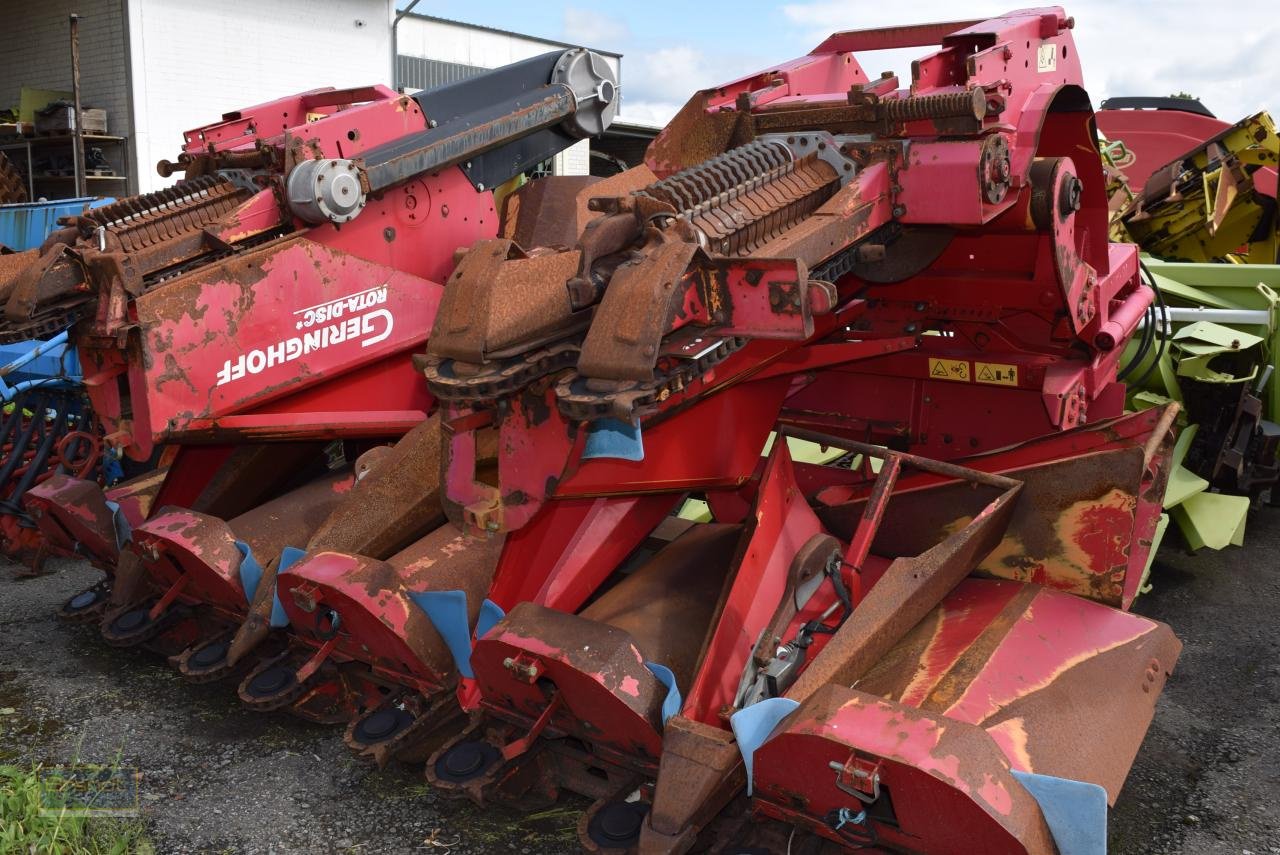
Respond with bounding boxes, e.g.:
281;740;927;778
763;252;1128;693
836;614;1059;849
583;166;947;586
391;0;424;92
69;13;86;198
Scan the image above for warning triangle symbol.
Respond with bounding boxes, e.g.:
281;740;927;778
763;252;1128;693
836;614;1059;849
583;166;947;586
977;365;995;381
931;361;949;377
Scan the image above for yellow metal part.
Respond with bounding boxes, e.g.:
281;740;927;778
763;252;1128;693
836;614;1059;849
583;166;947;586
1117;112;1279;263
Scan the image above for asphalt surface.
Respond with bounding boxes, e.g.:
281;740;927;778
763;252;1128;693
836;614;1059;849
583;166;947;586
1;509;1278;854
1110;505;1280;855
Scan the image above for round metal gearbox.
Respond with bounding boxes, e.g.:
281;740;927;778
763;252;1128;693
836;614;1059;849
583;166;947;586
287;158;366;224
553;48;619;138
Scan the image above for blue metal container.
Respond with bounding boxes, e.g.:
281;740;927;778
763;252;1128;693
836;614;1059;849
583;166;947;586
0;196;115;251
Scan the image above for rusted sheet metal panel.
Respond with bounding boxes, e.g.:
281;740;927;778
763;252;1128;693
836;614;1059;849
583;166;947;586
24;474;121;566
132;234;439;443
787;477;1020;702
643;714;745;844
818;448;1145;606
577;238;699;381
499;167;659;253
429;241;582;363
129;510;246;613
228;470;355;559
810;406;1178;608
749;580;1179;851
682;442;827;725
578;523;742;691
854;578;1182;801
753;682;1058;854
499;176;601;250
472;601;668;760
279;523;502;686
305;415;446;559
185;442;324;520
130;469;356;616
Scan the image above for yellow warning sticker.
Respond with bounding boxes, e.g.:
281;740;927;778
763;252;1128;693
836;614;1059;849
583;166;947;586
928;358;971;383
975;361;1019;387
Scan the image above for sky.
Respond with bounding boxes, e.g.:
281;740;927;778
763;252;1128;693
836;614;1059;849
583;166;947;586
408;1;1278;127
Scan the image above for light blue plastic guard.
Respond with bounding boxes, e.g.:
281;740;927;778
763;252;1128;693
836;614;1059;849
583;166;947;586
730;697;800;795
274;547;306;628
582;418;644;461
476;599;505;640
234;541;290;628
407;589;476;679
643;662;681;727
104;500;131;549
279;547;306;571
1011;770;1107;855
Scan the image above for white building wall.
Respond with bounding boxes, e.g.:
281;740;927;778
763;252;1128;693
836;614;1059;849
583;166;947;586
553;139;591;177
127;0;394;192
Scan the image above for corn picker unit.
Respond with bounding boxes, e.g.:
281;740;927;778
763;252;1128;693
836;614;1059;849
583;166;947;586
0;48;620;615
3;8;1186;855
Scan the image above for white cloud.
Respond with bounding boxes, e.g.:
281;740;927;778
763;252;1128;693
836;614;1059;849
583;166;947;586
562;7;629;47
632;46;717;102
617;100;682;126
621;45;773;125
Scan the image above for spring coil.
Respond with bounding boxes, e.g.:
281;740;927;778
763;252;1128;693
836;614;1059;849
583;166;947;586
879;89;985;122
641;138;794;214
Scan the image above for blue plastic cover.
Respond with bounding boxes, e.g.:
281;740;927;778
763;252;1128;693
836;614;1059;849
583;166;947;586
407;589;476;678
1010;770;1107;855
582;418;644;461
730;697;800;795
279;547;306;571
234;541;289;628
643;662;682;727
476;598;505;640
103;499;131;549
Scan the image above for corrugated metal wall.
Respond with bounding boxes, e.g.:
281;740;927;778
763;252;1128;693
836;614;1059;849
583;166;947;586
395;56;486;93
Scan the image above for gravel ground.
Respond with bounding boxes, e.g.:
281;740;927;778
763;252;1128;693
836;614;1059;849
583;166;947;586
0;558;576;855
1;509;1278;854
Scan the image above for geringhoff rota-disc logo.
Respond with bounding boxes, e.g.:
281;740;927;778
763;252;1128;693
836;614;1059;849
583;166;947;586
216;285;393;386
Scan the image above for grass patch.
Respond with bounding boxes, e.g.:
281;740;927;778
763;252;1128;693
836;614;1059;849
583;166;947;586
0;763;152;854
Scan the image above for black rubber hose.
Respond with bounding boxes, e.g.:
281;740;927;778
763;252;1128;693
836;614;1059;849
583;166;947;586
1131;260;1169;389
1118;301;1155;381
0;392;44;495
8;397;67;500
